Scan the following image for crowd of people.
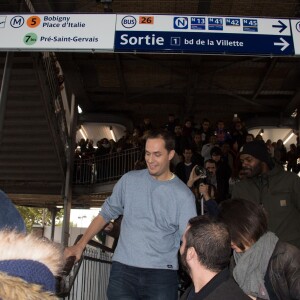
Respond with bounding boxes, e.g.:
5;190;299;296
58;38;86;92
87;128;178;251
75;114;300;177
65;123;300;300
0;117;299;299
75;114;300;212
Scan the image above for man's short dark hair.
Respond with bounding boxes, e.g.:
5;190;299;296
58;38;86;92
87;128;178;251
218;198;268;251
185;216;231;272
146;129;175;152
204;159;216;166
202;118;210;124
183;147;193;153
210;146;222;157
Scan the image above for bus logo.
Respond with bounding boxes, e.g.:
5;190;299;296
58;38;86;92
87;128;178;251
121;16;137;28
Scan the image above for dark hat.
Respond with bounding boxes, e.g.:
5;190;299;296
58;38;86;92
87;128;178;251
240;140;271;165
0;190;26;233
210;146;222;157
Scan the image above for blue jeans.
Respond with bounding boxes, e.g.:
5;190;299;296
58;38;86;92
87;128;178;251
107;261;178;300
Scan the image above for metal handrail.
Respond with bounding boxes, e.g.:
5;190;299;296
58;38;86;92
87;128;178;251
57;235;114;300
42;52;70;156
73;147;143;185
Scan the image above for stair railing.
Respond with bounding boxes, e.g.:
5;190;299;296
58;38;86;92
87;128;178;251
73;147;143;185
57;234;114;300
42;52;70;155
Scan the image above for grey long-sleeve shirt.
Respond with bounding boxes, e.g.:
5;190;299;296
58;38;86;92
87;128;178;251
100;169;196;270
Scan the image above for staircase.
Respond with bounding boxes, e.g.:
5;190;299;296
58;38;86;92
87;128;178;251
0;52;67;207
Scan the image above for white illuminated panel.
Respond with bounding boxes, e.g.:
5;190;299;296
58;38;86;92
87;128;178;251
0;14;116;51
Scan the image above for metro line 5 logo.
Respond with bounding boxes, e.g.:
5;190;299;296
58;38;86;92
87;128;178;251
121;16;136;28
173;17;188;29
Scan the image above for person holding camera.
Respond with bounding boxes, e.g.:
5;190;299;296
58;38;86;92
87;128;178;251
187;165;218;217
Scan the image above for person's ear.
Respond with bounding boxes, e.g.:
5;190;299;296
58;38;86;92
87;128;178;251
187;247;196;261
168;149;175;161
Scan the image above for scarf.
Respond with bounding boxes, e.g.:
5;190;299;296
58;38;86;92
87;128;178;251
233;231;278;299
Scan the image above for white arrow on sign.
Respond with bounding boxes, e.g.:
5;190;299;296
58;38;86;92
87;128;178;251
274;37;289;51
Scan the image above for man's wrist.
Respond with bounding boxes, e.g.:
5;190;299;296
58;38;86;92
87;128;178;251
76;239;88;251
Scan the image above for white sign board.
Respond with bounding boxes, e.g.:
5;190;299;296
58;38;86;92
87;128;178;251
290;19;300;55
0;14;116;51
116;14;291;35
114;14;295;55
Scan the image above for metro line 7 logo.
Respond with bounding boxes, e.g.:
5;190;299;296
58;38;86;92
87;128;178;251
173;17;188;29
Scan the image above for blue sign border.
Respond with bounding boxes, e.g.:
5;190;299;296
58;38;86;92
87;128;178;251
115;31;295;56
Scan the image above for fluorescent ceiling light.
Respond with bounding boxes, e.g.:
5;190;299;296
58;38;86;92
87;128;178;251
110;126;116;142
291;109;297;118
283;132;294;145
79;128;87;140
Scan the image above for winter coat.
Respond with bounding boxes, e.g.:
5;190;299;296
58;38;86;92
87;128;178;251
266;241;300;299
180;268;250;300
230;241;300;300
232;163;300;248
0;231;63;300
0;272;57;300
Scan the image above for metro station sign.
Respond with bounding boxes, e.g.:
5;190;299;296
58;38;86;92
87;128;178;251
290;19;300;55
0;14;116;51
0;13;299;56
115;14;299;56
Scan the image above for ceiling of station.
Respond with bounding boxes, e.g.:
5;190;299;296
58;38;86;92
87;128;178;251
1;0;300;129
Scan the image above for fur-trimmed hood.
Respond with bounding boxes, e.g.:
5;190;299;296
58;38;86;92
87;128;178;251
0;272;57;300
0;231;64;299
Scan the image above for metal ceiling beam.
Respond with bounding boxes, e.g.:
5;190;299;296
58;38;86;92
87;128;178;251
284;88;300;115
56;53;94;112
126;81;178;101
184;57;200;117
30;0;52;12
211;83;277;111
251;58;278;101
88;86;294;96
115;54;128;100
197;0;212;14
121;53;186;75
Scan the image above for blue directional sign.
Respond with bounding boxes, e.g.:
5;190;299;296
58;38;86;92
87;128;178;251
115;14;295;56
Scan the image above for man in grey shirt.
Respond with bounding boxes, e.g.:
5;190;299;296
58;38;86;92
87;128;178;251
65;129;197;300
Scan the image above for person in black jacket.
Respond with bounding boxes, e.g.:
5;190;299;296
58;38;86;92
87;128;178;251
232;140;300;248
210;146;231;201
218;198;300;300
175;147;196;184
180;216;250;300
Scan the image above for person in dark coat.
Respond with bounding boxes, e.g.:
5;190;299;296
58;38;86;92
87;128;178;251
210;146;232;202
175;147;196;184
232;140;300;248
218;198;300;300
0;189;26;233
180;216;250;300
0;190;64;299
